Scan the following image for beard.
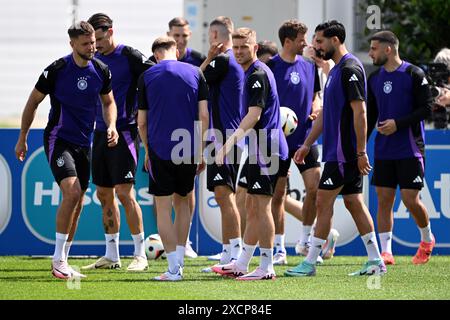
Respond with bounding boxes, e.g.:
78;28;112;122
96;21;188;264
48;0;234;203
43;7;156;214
77;50;94;61
373;55;388;66
322;46;335;60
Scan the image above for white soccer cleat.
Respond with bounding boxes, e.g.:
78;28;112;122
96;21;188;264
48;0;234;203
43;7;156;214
68;265;87;278
127;256;149;272
236;267;276;281
207;253;223;261
153;267;183;281
52;260;73;280
185;241;198;258
211;260;247;278
295;241;310;256
321;229;340;260
81;256;122;270
273;251;288;265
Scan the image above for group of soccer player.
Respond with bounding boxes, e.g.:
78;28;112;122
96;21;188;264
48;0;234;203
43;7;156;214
14;12;435;281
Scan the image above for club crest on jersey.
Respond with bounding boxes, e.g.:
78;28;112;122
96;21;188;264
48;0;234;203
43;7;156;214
290;72;300;85
77;77;88;90
383;81;392;94
56;157;64;167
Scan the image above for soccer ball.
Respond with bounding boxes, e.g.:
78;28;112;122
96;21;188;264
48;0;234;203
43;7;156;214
280;106;298;136
144;234;165;260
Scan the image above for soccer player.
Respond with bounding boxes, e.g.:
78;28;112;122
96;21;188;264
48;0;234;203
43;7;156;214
367;30;434;265
137;36;208;281
200;17;245;266
81;13;154;272
285;20;386;277
257;40;278;64
267;20;322;265
212;28;288;280
15;21;118;279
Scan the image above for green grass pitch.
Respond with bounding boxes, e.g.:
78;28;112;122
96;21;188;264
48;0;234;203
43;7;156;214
0;256;449;300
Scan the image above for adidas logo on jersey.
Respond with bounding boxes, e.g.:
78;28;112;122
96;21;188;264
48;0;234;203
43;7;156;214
421;77;428;85
252;81;262;89
413;176;423;183
209;60;216;68
323;178;333;186
252;182;262;190
124;171;134;179
213;173;223;181
349;74;359;82
43;71;48;79
239;177;247;184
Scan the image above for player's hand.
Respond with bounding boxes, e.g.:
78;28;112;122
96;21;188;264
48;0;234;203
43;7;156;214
15;139;28;161
308;111;320;120
107;127;119;147
436;87;450;107
357;153;372;175
293;145;310;164
377;119;397;136
207;42;223;61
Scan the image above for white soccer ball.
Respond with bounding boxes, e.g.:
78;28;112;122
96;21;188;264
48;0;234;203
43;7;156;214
280;106;298;136
144;234;165;260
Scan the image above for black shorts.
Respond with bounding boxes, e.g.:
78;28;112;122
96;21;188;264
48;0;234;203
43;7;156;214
237;157;250;189
246;155;284;196
279;145;321;177
371;158;425;190
92;129;139;187
147;150;197;196
43;134;90;190
207;163;240;193
319;161;363;195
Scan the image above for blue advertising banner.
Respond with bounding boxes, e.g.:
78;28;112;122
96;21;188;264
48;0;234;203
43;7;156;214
0;128;449;256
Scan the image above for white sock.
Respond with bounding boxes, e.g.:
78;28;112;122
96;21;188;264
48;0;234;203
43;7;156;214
274;234;286;253
419;224;433;242
105;233;120;262
220;244;231;264
379;232;393;254
64;241;72;262
166;251;179;274
176;245;185;267
53;233;68;262
305;236;326;264
301;225;313;247
236;243;256;270
362;232;382;261
259;248;274;272
131;233;146;258
230;237;242;261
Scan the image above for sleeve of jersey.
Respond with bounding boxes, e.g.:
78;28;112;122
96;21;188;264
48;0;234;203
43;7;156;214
366;74;379;138
125;47;154;78
137;74;149;110
34;63;57;95
247;73;267;109
395;67;432;130
203;55;228;85
100;65;112;95
342;66;366;102
313;65;321;93
198;69;209;101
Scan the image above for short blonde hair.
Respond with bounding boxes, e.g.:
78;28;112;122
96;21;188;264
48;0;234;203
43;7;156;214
232;27;257;44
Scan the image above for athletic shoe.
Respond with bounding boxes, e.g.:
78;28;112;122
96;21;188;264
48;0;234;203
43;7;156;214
127;256;149;272
273;251;288;265
321;229;339;259
348;259;387;276
201;266;213;273
185;241;198;258
284;260;316;277
81;256;122;270
211;261;247;278
207;253;223;261
295;241;309;256
412;234;435;265
153;267;183;281
381;252;396;265
52;260;73;280
236;267;276;281
68;265;87;278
